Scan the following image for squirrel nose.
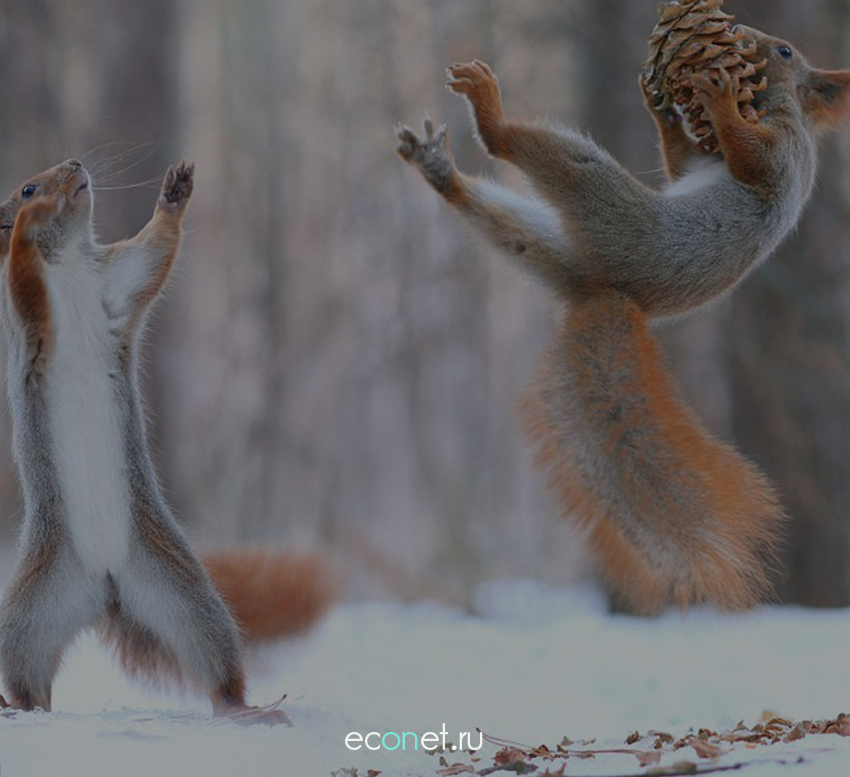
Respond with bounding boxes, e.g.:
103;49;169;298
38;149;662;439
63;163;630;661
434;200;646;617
66;158;83;169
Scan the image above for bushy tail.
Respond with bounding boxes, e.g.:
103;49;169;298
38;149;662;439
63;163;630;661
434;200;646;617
201;548;335;642
521;291;785;613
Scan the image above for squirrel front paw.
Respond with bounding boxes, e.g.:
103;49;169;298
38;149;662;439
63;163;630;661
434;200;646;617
14;195;64;244
447;60;508;157
396;119;463;200
447;60;503;115
158;161;194;213
639;73;681;125
693;69;740;120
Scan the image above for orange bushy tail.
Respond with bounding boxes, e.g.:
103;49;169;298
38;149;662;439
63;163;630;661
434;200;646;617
521;291;785;613
201;548;335;642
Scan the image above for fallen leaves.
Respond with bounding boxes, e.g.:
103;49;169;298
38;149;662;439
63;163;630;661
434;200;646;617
680;713;850;749
438;713;845;775
331;713;848;776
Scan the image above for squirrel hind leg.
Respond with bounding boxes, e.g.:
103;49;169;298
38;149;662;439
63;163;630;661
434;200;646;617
0;551;103;711
98;606;184;689
101;609;291;725
107;550;256;716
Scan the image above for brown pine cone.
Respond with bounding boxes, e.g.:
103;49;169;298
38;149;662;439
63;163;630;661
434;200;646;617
643;0;767;154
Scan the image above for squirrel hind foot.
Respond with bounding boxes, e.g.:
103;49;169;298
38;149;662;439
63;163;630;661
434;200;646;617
0;687;50;713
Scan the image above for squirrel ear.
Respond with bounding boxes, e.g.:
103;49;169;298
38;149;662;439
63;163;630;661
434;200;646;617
803;69;850;132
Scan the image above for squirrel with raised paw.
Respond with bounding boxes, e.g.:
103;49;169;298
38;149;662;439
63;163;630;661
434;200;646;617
397;24;850;612
0;159;333;722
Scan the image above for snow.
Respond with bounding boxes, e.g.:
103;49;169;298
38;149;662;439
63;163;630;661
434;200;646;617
0;580;848;777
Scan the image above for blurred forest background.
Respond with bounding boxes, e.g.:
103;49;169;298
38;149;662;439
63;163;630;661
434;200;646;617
0;0;848;608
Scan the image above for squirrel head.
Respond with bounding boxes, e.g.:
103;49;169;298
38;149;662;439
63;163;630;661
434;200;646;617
0;159;93;262
740;26;850;133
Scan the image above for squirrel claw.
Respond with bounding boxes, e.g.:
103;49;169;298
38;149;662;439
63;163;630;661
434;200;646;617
693;69;738;110
446;60;499;98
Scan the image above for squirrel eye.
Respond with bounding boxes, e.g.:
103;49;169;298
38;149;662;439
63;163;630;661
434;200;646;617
777;45;793;61
21;184;38;200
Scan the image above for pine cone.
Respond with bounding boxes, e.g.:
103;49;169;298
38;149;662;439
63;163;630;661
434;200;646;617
643;0;767;154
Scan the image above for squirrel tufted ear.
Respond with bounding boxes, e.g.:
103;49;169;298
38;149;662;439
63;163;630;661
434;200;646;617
803;68;850;132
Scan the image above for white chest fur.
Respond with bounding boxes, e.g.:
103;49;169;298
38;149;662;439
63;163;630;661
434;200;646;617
665;157;732;197
45;248;131;574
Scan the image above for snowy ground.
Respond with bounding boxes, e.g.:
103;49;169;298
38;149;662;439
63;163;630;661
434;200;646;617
0;580;847;777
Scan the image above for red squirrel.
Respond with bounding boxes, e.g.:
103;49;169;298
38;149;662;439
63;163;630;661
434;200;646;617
0;160;332;722
397;26;850;611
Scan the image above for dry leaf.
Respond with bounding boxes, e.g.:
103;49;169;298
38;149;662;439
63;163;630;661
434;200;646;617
827;714;850;736
436;764;476;776
637;750;664;767
493;747;527;766
689;737;725;759
538;767;567;777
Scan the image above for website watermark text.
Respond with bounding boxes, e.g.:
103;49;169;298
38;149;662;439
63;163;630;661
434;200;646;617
345;723;482;752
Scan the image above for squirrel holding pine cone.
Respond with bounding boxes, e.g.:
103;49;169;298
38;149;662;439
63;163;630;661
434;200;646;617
397;1;850;612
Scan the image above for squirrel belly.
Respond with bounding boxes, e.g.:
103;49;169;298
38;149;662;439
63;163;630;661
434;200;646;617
521;292;784;612
44;251;132;575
